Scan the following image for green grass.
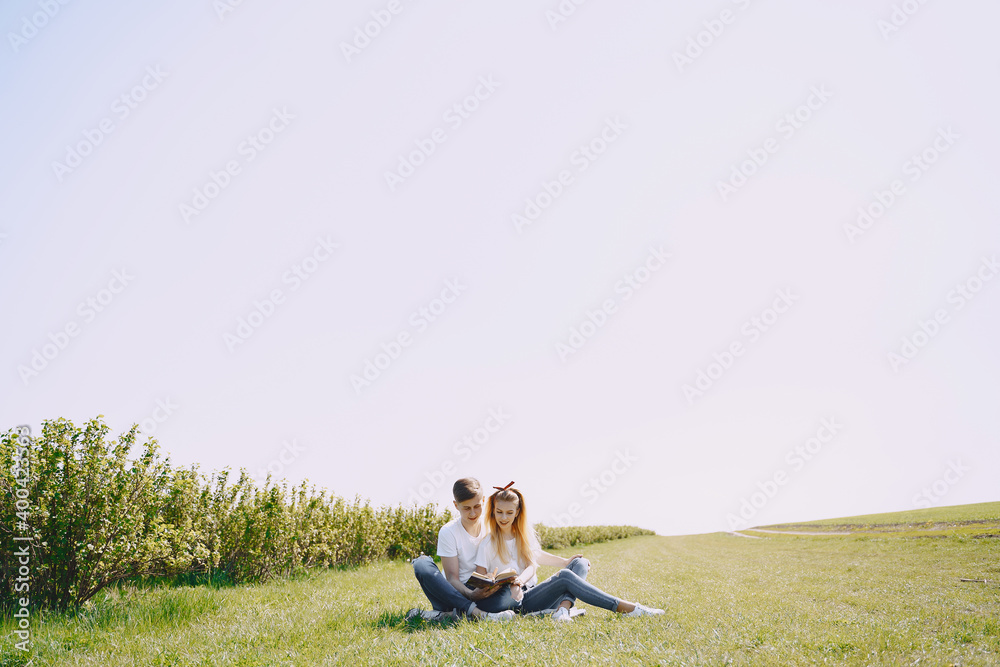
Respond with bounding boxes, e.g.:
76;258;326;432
4;504;1000;666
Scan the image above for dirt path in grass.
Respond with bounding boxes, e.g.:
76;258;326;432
740;528;853;536
729;519;1000;539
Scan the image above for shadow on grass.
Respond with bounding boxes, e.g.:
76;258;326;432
374;609;462;634
0;646;32;667
65;587;222;631
124;559;389;593
119;570;241;591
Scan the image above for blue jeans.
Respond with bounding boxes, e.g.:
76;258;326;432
520;563;619;614
475;557;611;614
412;555;475;616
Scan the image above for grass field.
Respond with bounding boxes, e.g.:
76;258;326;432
3;503;999;666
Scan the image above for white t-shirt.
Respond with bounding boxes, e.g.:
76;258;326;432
474;533;539;588
436;518;488;585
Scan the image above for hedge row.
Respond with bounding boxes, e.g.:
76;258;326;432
1;418;449;611
536;523;655;550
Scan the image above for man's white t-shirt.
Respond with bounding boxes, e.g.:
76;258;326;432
436;518;488;585
474;534;539;588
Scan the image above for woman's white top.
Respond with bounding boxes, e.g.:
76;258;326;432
474;533;539;588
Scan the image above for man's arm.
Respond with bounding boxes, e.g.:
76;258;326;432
443;556;498;601
441;555;471;595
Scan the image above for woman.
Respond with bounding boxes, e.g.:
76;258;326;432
474;481;664;619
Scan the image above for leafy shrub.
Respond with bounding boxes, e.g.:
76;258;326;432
535;523;655;550
0;418;200;611
0;418;450;612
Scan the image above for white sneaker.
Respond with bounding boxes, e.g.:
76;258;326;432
481;609;516;621
624;603;665;617
551;607;572;622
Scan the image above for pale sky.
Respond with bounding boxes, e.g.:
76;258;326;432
2;1;998;536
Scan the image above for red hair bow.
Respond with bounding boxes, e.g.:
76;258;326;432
492;481;515;492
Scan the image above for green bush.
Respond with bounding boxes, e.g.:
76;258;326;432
0;418;450;612
535;523;655;550
0;418;200;611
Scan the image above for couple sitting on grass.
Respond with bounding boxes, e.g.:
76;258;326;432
408;478;664;622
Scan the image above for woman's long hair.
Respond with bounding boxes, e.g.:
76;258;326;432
485;487;537;570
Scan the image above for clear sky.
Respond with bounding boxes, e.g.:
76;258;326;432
2;0;998;536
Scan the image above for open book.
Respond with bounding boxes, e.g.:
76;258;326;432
466;568;517;589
